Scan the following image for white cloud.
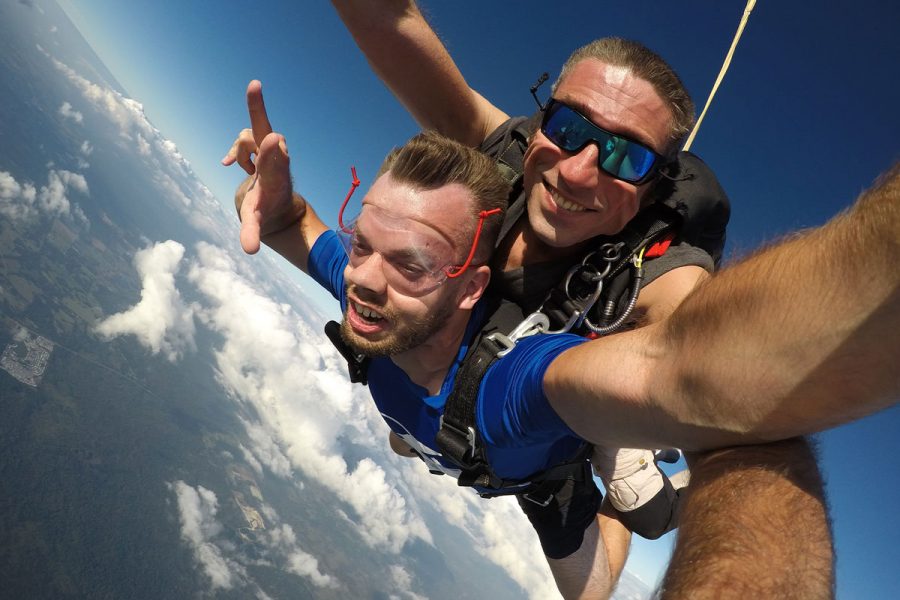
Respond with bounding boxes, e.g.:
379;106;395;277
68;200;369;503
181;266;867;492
0;169;88;223
267;523;338;588
239;418;293;479
95;240;196;361
136;133;151;156
80;140;93;155
169;482;338;594
389;565;429;600
169;481;245;590
58;101;83;124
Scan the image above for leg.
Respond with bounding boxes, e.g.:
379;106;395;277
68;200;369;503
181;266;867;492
519;464;631;600
592;447;682;539
659;437;833;599
545;510;632;600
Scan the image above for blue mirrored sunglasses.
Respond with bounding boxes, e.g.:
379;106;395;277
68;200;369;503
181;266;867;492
540;99;663;184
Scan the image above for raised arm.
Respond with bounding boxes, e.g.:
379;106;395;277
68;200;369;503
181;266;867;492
545;164;900;451
331;0;509;146
222;80;327;271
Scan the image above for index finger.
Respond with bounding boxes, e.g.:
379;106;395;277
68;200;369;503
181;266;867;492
246;80;273;147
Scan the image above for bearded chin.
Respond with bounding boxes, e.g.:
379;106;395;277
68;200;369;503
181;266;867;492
339;301;455;358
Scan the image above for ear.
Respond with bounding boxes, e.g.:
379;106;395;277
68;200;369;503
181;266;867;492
456;265;492;310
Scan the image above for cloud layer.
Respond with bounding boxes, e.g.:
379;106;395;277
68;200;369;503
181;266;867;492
169;481;337;592
40;49;230;243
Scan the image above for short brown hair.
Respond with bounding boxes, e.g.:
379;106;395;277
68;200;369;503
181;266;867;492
554;38;695;156
377;131;510;262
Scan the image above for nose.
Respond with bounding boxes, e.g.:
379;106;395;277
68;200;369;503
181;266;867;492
557;142;604;191
346;252;388;296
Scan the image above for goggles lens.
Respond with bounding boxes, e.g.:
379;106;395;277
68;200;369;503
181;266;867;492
335;169;502;296
337;205;459;296
541;99;661;184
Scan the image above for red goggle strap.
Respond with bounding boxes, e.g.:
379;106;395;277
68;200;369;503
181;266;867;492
445;208;502;278
337;166;361;233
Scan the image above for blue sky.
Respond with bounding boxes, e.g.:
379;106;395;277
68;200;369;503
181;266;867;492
57;0;899;595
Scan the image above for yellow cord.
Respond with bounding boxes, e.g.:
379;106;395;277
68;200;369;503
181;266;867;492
634;246;648;270
683;0;757;152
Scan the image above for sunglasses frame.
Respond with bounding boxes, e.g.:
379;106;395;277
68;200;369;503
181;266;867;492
540;98;664;185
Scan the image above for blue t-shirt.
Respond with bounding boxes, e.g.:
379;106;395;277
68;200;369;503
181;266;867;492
308;230;588;482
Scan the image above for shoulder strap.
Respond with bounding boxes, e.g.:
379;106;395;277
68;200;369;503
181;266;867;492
493;112;541;187
435;299;523;488
492;113;543;247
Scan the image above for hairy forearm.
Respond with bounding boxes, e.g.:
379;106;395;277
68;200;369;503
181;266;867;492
659;439;833;599
653;165;900;444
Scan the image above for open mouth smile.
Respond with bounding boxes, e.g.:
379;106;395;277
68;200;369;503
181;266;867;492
546;182;593;214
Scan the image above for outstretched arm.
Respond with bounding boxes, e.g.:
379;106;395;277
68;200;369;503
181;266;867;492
331;0;509;146
545;164;900;451
222;80;328;271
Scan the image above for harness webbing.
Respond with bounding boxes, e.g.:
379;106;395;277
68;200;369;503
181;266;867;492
324;320;369;385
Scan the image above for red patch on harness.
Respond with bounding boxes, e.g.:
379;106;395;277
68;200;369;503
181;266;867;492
644;233;675;258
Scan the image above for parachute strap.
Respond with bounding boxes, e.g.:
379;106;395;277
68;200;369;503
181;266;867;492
436;300;524;489
436;299;596;495
491;113;544;246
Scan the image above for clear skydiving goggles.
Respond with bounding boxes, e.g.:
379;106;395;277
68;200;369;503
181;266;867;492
540;99;663;185
336;168;500;297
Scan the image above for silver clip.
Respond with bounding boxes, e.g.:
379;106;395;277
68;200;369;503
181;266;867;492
490;312;550;357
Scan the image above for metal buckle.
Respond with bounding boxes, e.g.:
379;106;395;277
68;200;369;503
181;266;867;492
522;490;554;507
489;312;550;357
439;415;478;461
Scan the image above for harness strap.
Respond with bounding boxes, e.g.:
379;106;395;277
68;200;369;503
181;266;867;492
324;320;370;385
435;301;523;487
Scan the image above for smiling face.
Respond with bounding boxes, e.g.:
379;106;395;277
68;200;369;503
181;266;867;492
339;172;480;357
522;59;674;247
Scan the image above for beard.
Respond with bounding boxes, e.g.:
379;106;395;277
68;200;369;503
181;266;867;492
340;287;457;357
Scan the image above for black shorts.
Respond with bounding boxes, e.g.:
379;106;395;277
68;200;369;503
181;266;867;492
517;461;602;559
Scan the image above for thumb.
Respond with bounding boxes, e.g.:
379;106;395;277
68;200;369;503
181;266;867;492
239;184;263;254
256;133;291;193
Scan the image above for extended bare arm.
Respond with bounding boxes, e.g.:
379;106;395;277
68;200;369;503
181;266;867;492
546;164;900;451
331;0;509;145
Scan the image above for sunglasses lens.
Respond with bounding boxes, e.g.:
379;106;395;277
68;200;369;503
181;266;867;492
542;102;594;152
617;143;657;182
542;101;658;183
